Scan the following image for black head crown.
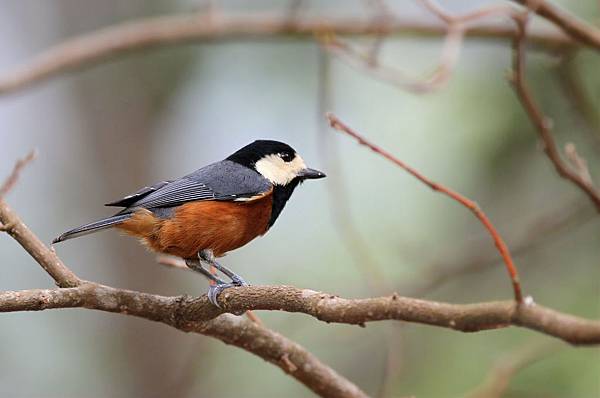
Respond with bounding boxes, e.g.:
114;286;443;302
226;140;297;168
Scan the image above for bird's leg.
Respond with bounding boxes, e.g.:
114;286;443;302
197;250;248;307
185;259;228;285
198;249;248;286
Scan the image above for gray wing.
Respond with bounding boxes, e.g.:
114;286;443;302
118;160;272;210
105;180;172;207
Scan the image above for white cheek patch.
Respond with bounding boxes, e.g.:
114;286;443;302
255;154;306;185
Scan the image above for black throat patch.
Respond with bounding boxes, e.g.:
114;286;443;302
268;178;301;228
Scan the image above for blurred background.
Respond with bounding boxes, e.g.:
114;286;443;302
0;1;599;397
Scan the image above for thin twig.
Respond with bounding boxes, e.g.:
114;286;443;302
511;0;600;50
407;199;590;297
557;53;600;148
0;150;37;198
510;13;600;212
0;199;81;287
564;143;593;186
326;113;524;303
319;23;464;94
316;49;387;291
320;2;519;94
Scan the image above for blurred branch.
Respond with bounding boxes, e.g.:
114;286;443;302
0;150;37;198
466;341;558;398
408;199;590;297
319;2;518;94
558;55;600;148
327;113;524;303
319;22;463;94
510;13;600;212
0;12;574;96
316;50;404;398
316;49;387;291
511;0;600;50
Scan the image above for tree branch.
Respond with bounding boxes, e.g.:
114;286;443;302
0;162;366;398
0;154;81;288
0;200;81;288
0;150;37;198
510;13;600;212
0;12;574;96
326;113;524;303
512;0;600;50
2;284;600;346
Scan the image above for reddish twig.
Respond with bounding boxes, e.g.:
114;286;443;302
407;199;590;297
326;113;523;303
510;13;600;212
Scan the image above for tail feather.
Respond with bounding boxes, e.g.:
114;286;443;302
52;214;132;244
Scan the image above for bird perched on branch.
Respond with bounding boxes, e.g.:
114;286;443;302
53;140;325;305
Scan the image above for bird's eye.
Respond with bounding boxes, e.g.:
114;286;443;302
279;152;294;162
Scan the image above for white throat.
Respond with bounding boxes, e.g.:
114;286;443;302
255;154;306;185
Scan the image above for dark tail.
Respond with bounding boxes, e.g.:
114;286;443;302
52;214;132;244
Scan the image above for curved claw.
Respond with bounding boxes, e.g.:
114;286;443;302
207;283;236;308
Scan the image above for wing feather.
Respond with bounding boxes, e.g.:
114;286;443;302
113;160;272;212
105;180;172;207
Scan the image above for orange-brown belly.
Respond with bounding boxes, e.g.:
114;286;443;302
117;194;273;259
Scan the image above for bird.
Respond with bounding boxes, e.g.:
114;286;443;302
52;140;326;305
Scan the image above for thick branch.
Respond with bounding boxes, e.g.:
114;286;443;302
0;284;366;398
1;285;599;346
0;13;573;95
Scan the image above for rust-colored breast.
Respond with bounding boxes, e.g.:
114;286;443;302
117;191;274;259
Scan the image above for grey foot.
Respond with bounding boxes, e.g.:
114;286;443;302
197;249;249;288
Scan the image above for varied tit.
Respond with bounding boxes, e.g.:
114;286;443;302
53;140;326;305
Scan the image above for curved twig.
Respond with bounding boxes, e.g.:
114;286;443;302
327;113;524;302
510;13;600;212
